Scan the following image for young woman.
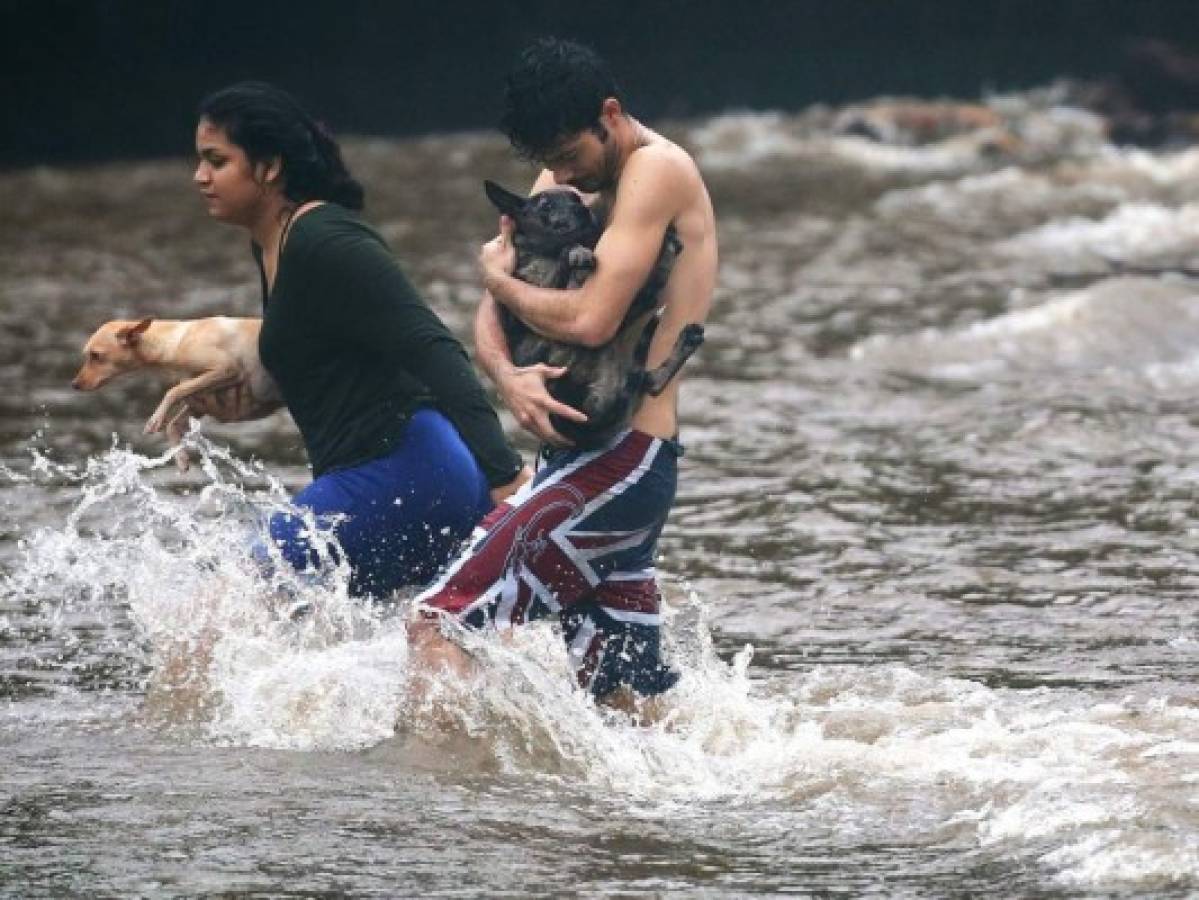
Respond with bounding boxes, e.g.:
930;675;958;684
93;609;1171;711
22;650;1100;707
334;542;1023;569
192;81;528;597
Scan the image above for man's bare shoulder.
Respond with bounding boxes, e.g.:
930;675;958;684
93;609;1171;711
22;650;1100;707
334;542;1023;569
631;136;702;178
619;138;706;211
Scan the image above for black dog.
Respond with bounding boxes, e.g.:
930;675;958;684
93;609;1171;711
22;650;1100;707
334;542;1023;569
484;180;704;448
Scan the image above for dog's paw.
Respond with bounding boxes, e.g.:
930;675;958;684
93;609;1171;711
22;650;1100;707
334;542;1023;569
680;323;705;350
567;245;597;271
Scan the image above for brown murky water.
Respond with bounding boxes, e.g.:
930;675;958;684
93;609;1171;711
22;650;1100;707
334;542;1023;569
2;90;1198;896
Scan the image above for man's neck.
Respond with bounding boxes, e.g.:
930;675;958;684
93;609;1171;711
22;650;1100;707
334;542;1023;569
613;116;651;168
592;116;652;205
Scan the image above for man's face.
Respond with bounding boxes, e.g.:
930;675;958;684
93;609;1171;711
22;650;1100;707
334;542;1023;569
541;126;619;194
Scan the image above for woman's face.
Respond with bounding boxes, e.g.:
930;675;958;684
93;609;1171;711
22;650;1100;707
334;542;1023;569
193;118;274;226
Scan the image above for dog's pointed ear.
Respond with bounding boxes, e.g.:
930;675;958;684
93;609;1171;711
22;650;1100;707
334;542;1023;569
117;317;153;347
484;180;525;218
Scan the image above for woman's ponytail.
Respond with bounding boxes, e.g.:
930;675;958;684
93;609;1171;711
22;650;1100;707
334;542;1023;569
198;81;365;210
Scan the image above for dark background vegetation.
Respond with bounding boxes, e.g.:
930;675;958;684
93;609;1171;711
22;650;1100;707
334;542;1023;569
3;0;1199;166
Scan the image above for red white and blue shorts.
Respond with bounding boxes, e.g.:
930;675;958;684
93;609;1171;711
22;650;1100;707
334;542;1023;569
415;429;681;698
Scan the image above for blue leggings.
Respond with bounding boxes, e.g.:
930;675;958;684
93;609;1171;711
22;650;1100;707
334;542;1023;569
261;409;493;598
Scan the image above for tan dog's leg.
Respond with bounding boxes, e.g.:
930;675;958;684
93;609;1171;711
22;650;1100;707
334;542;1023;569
145;370;240;434
164;405;193;472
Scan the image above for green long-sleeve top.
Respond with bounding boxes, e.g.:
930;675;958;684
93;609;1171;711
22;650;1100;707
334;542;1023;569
255;203;522;485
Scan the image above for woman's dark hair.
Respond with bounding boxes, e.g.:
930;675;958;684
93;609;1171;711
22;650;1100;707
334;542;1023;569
500;37;622;160
198;81;365;210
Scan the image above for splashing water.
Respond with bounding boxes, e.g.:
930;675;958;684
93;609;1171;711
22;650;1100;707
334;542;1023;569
4;434;1197;891
2;432;770;765
6;96;1199;892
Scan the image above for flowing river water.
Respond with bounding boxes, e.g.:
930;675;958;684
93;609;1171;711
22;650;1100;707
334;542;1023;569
2;86;1198;896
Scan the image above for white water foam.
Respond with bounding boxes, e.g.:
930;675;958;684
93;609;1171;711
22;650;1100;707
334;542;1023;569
686;92;1110;177
687;110;1005;176
826;132;1014;175
3;437;1198;889
1100;145;1199;186
1;434;766;765
1000;202;1199;270
685;111;814;170
876;167;1127;232
851;276;1199;380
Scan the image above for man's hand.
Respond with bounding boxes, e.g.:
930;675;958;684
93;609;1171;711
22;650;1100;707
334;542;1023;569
478;216;517;291
497;363;587;446
489;464;533;505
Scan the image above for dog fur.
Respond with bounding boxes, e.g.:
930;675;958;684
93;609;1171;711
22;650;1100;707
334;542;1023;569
72;316;280;470
484;180;704;448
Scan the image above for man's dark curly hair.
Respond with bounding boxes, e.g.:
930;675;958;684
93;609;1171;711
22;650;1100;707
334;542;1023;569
500;37;622;160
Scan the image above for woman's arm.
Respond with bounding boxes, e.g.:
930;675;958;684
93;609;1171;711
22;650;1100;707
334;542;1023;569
184;380;284;423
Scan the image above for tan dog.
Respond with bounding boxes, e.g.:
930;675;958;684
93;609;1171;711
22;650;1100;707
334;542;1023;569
72;317;281;470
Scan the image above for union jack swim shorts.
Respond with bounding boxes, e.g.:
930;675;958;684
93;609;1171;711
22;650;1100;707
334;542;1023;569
415;429;681;698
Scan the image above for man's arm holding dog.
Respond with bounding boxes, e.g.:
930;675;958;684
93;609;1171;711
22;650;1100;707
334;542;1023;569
480;150;682;347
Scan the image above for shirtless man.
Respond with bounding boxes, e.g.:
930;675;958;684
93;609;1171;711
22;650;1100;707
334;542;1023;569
412;38;717;704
